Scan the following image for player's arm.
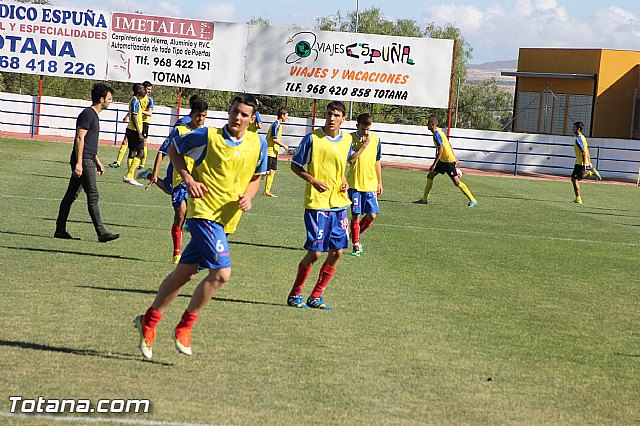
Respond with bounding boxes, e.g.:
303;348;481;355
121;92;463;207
272;137;288;150
376;160;383;195
142;108;153;118
150;151;165;184
430;146;443;171
168;143;207;198
291;163;329;193
239;175;261;211
73;128;87;178
348;134;370;165
95;155;105;176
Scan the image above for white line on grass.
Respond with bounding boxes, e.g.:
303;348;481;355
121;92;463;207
0;194;170;210
2;194;638;248
0;412;226;426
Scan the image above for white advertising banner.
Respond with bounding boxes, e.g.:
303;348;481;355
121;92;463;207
245;26;453;108
0;2;110;79
106;12;217;89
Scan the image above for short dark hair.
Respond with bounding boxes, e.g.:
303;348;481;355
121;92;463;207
277;107;288;118
190;99;208;115
188;94;201;107
91;83;113;104
132;83;144;95
357;113;373;126
573;121;584;131
326;100;346;116
142;81;152;88
428;116;438;126
231;93;258;114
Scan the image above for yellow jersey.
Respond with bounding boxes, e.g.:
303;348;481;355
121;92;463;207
292;128;352;210
139;94;154;123
126;96;143;132
433;128;456;163
266;119;284;158
175;126;268;234
574;134;590;165
347;132;381;192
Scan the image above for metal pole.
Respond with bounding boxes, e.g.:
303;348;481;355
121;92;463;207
35;75;43;136
446;40;457;138
349;0;359;121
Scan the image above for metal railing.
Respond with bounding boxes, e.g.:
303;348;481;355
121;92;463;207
2;96;639;182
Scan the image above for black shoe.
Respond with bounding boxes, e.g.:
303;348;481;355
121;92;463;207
98;232;120;243
54;231;79;240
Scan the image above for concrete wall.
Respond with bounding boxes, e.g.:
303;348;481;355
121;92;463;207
2;92;639;182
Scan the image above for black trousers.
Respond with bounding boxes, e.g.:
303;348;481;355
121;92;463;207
55;158;106;236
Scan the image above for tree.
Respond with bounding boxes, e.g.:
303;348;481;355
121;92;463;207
424;22;471;87
247;17;270;26
455;79;513;130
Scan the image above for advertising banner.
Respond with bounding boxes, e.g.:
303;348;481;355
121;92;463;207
245;26;453;108
0;2;110;79
106;12;216;89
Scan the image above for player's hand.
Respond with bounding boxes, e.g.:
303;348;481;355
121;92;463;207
429;164;435;172
311;178;330;193
145;174;157;190
238;193;253;211
455;159;460;167
361;134;370;146
187;181;208;198
377;183;384;196
73;163;83;178
96;161;105;175
340;176;348;192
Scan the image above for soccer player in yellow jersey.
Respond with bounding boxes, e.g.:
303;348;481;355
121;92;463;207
571;121;602;204
415;116;478;207
347;113;383;256
133;94;267;359
138;81;154;169
122;83;146;186
288;101;352;310
144;99;208;263
263;107;289;197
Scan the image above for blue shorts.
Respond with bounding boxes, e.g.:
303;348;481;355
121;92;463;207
348;189;380;216
162;175;173;193
172;183;188;210
303;208;349;252
180;219;231;269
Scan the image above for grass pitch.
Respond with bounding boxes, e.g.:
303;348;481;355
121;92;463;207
1;137;639;425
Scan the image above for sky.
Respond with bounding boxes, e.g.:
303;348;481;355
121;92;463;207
57;0;640;64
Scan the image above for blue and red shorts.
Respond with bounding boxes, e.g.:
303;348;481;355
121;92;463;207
348;189;380;216
303;208;349;252
179;219;231;269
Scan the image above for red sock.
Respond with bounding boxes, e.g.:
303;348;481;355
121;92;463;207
310;264;336;299
290;263;312;296
144;307;163;329
176;310;198;330
171;225;182;256
350;220;360;243
359;216;373;234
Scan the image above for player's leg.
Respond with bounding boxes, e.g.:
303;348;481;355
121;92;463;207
307;209;348;310
571;165;583;203
134;262;199;358
173;220;231;355
263;157;278;196
111;135;128;168
54;170;83;239
288;250;322;308
171;196;187;264
451;173;477;207
140;123;149;168
359;192;380;238
349;189;363;256
80;159;118;241
415;170;438;204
